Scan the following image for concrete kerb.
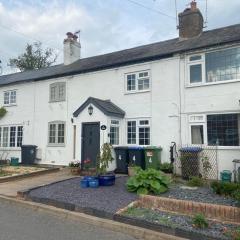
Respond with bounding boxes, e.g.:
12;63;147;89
0;195;185;240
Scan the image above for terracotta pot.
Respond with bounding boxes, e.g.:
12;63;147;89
128;167;136;177
70;167;81;175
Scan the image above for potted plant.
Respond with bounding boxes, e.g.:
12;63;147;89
68;160;81;175
97;143;115;186
127;162;137;177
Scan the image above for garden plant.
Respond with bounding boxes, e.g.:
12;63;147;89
126;168;171;195
192;213;209;229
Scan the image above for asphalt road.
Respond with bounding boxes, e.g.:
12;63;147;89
0;200;137;240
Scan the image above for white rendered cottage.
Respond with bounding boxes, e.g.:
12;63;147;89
0;2;240;178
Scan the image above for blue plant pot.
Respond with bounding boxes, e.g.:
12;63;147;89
99;175;116;186
80;179;89;188
83;176;98;181
88;179;99;188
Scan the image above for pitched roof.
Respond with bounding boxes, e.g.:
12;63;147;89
1;23;240;86
73;97;125;118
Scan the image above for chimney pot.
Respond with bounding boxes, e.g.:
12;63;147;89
191;1;197;11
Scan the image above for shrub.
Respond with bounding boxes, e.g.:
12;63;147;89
126;168;171;195
187;176;204;187
69;160;80;168
192;214;208;229
233;189;240;204
211;181;240;196
159;162;173;173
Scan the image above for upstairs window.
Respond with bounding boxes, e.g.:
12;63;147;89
126;70;150;92
48;121;65;146
188;47;240;85
206;47;240;83
4;90;16;105
188;55;204;84
49;82;66;102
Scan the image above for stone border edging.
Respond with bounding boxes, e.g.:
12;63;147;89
0;195;184;240
0;167;60;183
139;195;240;224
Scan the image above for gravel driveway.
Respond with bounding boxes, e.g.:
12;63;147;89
29;176;138;216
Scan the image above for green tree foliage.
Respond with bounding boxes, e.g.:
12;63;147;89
9;42;57;71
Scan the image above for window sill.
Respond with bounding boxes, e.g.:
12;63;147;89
0;147;21;151
47;144;66;147
124;90;150;95
49;100;66;103
186;78;240;88
3;104;17;107
214;146;240;150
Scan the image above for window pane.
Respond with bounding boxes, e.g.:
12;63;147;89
110;126;119;145
138;78;149;90
127;74;136;91
17;126;23;147
57;123;65;144
58;83;66;101
0;127;2;147
190;64;202;83
50;85;57;102
191;125;204;144
10;91;16;104
2;127;8;147
190;55;202;61
127;121;136;144
206;47;240;82
10;126;16;147
207;114;239;146
4;92;9;105
49;124;56;143
139;127;150;145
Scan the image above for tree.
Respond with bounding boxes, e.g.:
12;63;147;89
9;42;57;71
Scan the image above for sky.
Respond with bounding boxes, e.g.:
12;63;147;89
0;0;239;74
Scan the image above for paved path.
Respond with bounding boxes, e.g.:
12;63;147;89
0;199;136;240
0;168;74;197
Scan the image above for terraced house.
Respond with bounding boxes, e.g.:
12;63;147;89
0;2;240;178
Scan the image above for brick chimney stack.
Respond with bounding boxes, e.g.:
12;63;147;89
178;1;204;39
63;32;81;65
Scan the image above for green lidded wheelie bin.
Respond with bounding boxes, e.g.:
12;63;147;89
144;146;162;169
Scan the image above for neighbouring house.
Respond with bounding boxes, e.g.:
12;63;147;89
0;2;240;177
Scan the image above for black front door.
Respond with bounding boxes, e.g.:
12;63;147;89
81;122;100;168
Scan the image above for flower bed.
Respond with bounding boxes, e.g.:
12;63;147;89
119;207;239;240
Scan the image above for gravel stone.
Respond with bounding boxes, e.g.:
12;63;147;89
29;176;138;215
161;184;238;207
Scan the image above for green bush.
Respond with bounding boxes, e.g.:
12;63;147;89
159;162;173;173
211;181;240;196
192;214;208;229
187;176;204;187
126;168;171;195
233;189;240;203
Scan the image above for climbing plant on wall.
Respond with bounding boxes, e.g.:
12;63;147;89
0;107;7;118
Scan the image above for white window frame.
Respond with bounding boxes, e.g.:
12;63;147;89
3;90;17;106
109;119;120;145
49;82;66;102
187;54;205;85
187;46;240;87
127;118;151;146
48;121;66;146
0;125;23;148
125;70;151;93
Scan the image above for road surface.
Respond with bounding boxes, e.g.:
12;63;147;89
0;199;137;240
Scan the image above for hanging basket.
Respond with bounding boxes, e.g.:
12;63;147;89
0;107;7;118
